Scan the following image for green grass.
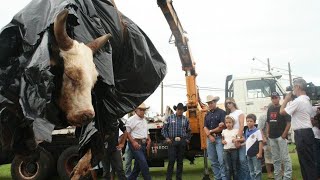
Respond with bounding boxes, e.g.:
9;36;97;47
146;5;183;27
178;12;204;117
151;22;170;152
0;144;303;180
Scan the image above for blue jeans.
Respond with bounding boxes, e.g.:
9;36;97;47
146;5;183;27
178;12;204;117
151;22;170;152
238;145;250;180
247;156;262;180
207;137;226;180
124;144;134;178
223;149;238;180
128;142;151;180
269;137;292;180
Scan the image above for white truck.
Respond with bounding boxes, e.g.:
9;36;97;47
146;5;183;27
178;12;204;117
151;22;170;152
225;74;286;120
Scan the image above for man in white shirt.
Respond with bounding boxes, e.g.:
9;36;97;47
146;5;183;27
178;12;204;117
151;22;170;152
125;103;151;180
280;78;317;180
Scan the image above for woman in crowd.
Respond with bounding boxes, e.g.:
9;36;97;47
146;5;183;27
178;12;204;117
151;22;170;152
225;97;250;180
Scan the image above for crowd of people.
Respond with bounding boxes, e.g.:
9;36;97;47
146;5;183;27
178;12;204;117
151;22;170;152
99;78;320;180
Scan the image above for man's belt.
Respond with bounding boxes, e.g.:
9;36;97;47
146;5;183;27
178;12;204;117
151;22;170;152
134;138;147;144
171;137;185;142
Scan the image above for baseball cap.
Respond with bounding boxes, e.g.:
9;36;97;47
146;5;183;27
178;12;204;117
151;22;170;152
271;92;280;97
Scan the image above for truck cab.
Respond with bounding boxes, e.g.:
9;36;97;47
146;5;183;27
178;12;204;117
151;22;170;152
225;74;286;120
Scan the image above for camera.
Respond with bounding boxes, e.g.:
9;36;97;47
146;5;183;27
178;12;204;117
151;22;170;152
286;82;320;101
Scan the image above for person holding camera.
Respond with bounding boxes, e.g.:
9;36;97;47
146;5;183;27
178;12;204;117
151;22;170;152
280;78;317;180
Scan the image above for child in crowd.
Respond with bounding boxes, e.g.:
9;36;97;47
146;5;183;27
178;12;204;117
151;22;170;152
245;114;263;180
222;115;239;180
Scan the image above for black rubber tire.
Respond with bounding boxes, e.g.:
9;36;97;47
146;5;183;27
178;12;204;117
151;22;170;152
11;147;55;180
57;145;80;180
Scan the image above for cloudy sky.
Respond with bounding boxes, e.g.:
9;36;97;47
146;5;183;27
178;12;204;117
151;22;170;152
1;0;320;115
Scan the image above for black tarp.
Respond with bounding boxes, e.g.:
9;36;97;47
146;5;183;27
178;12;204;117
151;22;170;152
0;0;166;159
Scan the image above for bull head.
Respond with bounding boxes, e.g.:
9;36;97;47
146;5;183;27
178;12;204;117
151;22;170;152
54;9;112;126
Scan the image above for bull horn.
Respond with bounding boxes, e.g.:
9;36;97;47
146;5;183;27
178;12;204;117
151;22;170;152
86;33;112;54
54;9;74;51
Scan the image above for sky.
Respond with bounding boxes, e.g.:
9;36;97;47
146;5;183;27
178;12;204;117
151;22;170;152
1;0;320;115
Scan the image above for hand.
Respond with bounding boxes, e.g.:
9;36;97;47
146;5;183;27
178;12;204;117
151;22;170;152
284;92;293;102
209;135;215;143
218;122;224;128
165;138;172;144
116;143;124;150
132;141;141;150
222;140;227;145
256;153;262;159
146;142;151;150
281;134;287;140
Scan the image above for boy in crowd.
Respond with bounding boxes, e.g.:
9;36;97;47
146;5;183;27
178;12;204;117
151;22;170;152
245;114;263;180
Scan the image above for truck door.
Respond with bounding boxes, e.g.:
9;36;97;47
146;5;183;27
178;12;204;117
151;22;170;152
245;79;284;118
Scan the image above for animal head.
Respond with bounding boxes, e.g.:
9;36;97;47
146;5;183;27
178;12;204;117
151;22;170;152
54;9;111;126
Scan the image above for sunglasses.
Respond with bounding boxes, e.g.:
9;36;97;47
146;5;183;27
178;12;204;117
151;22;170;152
226;102;233;105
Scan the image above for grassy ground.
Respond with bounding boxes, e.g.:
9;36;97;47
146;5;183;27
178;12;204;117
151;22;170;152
0;144;302;180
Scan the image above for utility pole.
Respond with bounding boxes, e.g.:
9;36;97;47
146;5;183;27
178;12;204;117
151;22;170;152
267;58;271;72
288;62;293;87
161;82;163;116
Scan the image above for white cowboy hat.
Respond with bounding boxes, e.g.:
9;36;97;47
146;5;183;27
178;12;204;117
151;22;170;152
206;95;220;103
137;103;150;110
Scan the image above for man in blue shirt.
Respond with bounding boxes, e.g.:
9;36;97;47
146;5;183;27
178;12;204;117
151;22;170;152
162;103;192;180
203;95;226;180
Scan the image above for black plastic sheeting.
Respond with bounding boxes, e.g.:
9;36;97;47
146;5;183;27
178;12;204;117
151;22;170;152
0;0;166;160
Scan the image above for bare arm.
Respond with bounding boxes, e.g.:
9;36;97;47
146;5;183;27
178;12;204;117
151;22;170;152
117;131;128;150
282;121;291;139
257;141;263;158
266;122;270;138
280;93;292;115
204;127;211;136
238;113;245;137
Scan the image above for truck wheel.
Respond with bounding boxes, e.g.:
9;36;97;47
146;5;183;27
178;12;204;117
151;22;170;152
11;147;54;180
57;145;80;180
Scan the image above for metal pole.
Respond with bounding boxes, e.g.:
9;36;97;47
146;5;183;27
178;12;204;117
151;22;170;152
267;58;271;72
288;62;293;87
161;82;164;116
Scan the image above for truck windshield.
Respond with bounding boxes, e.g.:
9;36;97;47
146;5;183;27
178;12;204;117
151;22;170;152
246;79;283;99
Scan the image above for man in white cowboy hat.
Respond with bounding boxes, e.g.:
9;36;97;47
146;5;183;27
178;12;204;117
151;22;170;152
162;102;192;180
203;95;227;180
125;103;151;180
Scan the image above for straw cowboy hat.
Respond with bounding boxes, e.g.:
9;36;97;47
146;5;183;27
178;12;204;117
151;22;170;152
206;95;220;103
137;103;150;110
173;103;187;112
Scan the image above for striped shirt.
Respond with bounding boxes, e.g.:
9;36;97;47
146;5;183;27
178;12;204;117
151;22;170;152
161;114;192;140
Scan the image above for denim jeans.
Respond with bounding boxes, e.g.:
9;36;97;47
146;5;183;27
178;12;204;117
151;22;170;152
124;144;134;178
128;142;151;180
314;138;320;178
269;137;292;180
223;149;238;180
207;137;226;180
238;145;250;180
247;156;262;180
166;140;186;180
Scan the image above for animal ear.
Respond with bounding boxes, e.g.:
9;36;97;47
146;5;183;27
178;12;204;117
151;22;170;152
54;9;74;51
86;33;112;54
